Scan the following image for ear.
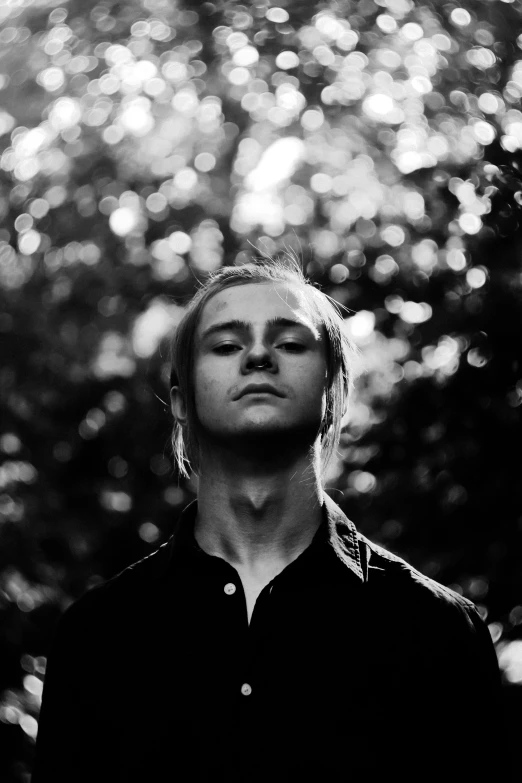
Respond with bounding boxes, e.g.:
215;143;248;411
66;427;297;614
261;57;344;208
170;386;188;427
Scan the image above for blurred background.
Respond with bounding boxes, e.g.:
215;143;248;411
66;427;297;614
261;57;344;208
1;0;521;778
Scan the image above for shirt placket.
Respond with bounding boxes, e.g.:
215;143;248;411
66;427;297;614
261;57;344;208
216;564;254;695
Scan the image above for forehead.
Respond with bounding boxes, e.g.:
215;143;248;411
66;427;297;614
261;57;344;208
196;282;321;335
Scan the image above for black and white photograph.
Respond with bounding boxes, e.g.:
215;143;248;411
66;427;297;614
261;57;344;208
0;0;520;780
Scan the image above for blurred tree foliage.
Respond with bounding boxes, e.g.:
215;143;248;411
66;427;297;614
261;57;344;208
1;0;522;778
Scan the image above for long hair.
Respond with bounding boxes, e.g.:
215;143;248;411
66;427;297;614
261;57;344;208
169;254;358;479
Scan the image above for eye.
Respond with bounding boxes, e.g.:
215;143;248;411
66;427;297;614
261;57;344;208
212;343;241;355
278;342;306;353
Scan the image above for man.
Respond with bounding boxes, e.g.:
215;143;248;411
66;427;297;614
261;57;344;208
34;258;506;782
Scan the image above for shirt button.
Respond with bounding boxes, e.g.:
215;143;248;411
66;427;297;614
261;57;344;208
241;683;252;696
224;583;236;595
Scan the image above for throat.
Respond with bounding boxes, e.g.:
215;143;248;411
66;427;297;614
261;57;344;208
236;565;280;625
228;485;288;520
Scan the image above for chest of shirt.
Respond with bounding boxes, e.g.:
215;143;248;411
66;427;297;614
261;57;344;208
81;570;458;782
92;574;421;726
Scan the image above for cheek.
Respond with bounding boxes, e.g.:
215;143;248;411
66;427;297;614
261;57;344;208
194;375;213;409
297;359;328;399
194;360;228;411
292;367;328;421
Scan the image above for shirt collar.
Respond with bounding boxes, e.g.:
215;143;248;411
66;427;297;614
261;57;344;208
323;492;366;582
164;494;366;584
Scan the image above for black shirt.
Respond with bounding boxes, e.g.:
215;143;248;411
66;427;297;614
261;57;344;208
34;495;506;782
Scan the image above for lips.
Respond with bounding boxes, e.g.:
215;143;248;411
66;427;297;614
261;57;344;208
235;384;285;400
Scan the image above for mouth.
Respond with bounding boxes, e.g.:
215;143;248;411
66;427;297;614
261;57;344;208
235;384;285;400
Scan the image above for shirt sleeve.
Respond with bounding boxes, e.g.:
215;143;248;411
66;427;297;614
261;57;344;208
32;598;115;783
412;599;512;780
461;604;512;776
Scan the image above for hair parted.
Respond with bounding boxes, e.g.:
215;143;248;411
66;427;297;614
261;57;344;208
169;253;358;480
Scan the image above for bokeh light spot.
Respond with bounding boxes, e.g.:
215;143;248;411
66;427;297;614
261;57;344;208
266;8;290;23
450;9;472;27
348;310;375;340
168;231;192;254
275;51;300;70
139;522;160;543
109;207;139;237
18;230;41;255
466;267;487;288
458;213;482;234
194;152;216;172
499;641;522;684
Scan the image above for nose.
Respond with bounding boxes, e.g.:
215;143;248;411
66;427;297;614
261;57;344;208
241;343;277;374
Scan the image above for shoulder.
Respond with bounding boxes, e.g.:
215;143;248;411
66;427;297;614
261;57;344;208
55;500;197;639
358;532;483;636
326;494;479;628
57;538;173;634
354;534;502;697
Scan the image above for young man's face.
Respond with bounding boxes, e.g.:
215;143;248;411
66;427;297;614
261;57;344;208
191;282;328;455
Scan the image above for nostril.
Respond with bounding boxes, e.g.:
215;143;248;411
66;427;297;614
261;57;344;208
249;359;270;370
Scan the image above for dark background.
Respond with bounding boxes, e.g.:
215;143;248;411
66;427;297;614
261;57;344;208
1;0;521;779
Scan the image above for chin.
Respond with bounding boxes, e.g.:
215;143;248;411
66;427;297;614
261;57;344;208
197;414;323;450
236;419;322;448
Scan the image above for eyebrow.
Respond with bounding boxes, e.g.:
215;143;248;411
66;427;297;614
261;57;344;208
200;317;317;341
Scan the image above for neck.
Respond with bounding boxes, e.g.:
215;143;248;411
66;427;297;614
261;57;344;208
194;443;324;573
